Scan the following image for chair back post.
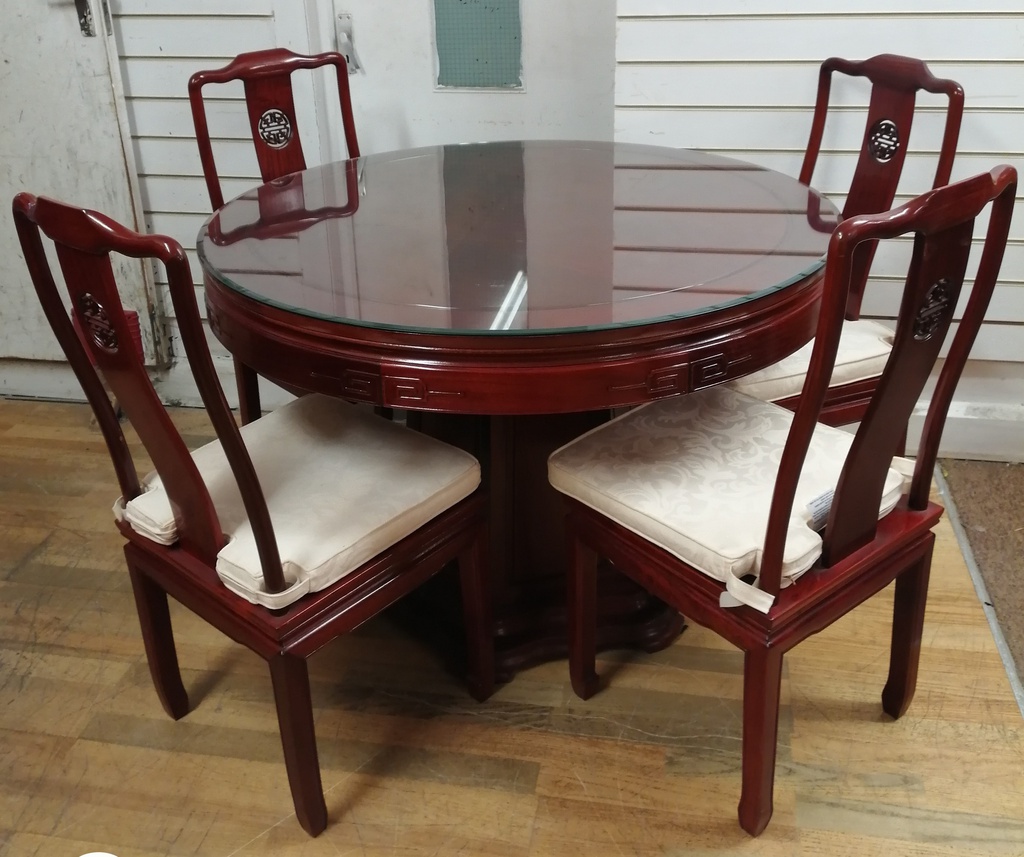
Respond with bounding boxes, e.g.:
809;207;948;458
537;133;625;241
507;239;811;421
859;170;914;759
188;70;224;210
797;61;835;187
910;166;1016;508
12;193;141;506
798;54;964;321
331;61;360;162
158;232;287;593
189;48;360;211
758;226;854;597
12;194;289;593
759;165;1016;587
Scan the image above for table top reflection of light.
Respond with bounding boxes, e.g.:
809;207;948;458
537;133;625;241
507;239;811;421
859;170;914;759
489;270;528;330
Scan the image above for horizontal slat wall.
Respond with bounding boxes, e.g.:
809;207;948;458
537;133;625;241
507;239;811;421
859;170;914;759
108;0;314;360
614;3;1024;394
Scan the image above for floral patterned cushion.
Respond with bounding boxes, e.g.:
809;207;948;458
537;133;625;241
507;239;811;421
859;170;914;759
728;319;894;402
115;394;480;609
548;387;910;613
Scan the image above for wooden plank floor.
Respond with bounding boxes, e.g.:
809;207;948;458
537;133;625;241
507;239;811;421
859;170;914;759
1;398;1022;857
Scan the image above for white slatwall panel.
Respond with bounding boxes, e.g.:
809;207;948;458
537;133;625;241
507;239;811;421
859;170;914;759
615;3;1024;458
109;0;313;365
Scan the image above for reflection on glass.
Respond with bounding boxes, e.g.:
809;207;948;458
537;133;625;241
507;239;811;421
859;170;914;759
204;161;360;246
197;141;839;335
489;271;528;330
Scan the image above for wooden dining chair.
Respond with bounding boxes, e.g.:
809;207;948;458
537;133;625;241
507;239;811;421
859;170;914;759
730;54;965;427
12;192;493;837
188;47;360;211
549;165;1016;835
189;47;361;422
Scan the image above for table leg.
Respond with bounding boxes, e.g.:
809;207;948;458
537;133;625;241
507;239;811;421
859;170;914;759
235;357;262;424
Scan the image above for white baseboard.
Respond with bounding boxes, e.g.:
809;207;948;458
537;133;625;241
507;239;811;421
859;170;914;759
0;357;295;412
153;358;296;411
909;361;1024;462
2;357;1023;462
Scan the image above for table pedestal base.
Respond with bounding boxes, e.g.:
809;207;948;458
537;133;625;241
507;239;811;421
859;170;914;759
414;411;685;682
491;562;685;682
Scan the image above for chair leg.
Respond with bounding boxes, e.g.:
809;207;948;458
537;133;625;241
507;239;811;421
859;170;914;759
268;653;327;837
127;563;189;720
882;537;934;719
566;531;600;700
738;646;784;836
458;529;495;702
235;357;261;424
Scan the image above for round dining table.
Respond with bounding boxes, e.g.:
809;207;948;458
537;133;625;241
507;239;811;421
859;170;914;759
198;139;839;678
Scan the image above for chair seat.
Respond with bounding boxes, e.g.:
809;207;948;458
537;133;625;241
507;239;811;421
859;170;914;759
548;387;911;613
727;319;894;402
115;394;480;609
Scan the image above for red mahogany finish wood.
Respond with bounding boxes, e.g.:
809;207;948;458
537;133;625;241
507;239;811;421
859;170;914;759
198;140;840;678
562;165;1017;835
189;47;361;422
12;192;493;837
188;47;360;211
792;53;965;425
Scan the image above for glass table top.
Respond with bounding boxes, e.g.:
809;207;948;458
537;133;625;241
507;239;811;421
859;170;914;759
197;140;839;336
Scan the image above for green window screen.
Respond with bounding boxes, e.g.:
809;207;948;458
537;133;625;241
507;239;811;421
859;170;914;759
434;0;522;89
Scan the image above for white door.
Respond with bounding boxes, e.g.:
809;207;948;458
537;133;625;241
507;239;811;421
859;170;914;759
0;1;158;364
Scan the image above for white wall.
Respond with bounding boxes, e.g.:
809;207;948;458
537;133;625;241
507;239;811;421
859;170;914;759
306;0;616;155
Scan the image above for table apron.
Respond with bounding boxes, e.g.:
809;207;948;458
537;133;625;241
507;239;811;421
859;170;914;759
205;273;823;415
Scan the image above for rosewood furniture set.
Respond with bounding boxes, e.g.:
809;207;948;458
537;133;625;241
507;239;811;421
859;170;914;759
13;48;1013;839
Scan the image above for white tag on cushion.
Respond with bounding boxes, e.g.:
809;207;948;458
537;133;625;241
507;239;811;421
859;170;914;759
720;573;777;612
807;488;834;532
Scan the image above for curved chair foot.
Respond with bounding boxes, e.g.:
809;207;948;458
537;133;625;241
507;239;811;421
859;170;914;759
570;669;600;701
882;542;933;719
737;646;783;836
127;563;190;720
269;653;327;837
738;795;774;837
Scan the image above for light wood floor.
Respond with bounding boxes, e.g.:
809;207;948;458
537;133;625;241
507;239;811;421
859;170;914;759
1;399;1022;857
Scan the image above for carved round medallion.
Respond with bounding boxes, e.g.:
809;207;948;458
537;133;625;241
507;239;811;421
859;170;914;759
78;293;119;352
868;118;900;163
258;108;293;149
913;279;952;341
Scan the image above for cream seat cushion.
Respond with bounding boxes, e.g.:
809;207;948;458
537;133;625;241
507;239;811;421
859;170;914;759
727;319;894;402
114;394;480;610
548;386;911;613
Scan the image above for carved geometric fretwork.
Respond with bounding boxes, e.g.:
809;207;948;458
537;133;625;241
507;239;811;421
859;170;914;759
258;108;292;149
646;364;688;397
913;279;953;341
868;118;900;163
78;293;119;352
383;375;464;406
691;353;752;390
